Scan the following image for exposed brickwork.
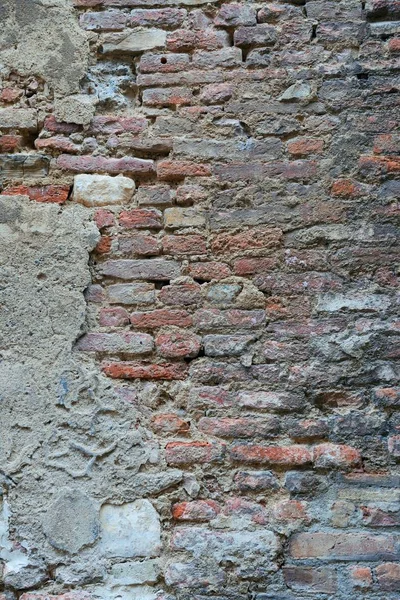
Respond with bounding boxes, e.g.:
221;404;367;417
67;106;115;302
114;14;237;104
1;0;399;599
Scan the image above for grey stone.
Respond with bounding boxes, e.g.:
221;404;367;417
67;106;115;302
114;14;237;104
43;490;99;554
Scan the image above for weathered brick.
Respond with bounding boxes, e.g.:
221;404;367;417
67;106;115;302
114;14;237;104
290;532;399;561
99;307;130;327
199;417;279;439
57;155;154;176
283;566;337;594
211;227;282;256
172;500;220;521
119;208;163;229
203;334;256;357
130;8;186;27
101;259;180;280
162;234;207;255
107;283;155;305
118;234;161;256
189;262;232;281
151;413;190;435
157;160;211;180
215;4;257;27
76;332;153;354
166;441;226;465
80;10;127;30
313;443;361;469
234;25;277;48
194;309;266;331
143;87;193;107
158;282;202;306
376;562;400;591
155;329;201;358
235;470;279;492
130;309;192;329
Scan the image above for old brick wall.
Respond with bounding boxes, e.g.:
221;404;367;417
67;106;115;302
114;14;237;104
0;0;399;598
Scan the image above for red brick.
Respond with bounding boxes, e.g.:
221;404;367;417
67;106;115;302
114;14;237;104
211;227;282;255
223;497;268;524
287;138;324;157
94;209;115;229
3;184;70;204
34;136;80;154
157;160;211;181
388;38;400;53
118;234;161;256
44;114;82;134
99;307;129;327
155;330;201;358
130;309;192;329
165;441;226;465
189;262;232;281
198;417;279;439
359;155;400;177
289;532;398;560
151;413;190;435
102;361;188;381
376;563;400;591
0;134;23;152
159;283;202;306
130;8;186;27
374;134;400;155
274;500;308;522
89;115;148;135
95;235;112;254
0;87;22;103
167;29;228;52
162;235;207;256
230;444;312;466
349;566;373;589
200;83;234;105
172;500;220;521
57;155;154;176
327;178;356;197
313;443;361;469
119;208;163;229
233;257;278;276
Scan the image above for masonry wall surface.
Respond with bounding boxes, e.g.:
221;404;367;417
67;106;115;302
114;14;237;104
0;0;399;599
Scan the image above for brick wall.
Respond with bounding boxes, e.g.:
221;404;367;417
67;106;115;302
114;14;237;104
0;0;399;598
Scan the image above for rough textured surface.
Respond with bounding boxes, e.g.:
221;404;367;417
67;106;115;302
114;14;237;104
0;0;399;599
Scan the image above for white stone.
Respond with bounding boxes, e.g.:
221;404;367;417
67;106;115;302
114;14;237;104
317;293;391;313
73;174;135;207
90;584;159;600
100;499;161;558
102;29;167;54
54;94;97;125
279;82;312;102
111;559;160;585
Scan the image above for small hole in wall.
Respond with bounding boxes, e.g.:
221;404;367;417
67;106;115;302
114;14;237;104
154;281;170;289
160;57;167;64
193;278;209;285
37;273;47;280
357;73;369;80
